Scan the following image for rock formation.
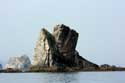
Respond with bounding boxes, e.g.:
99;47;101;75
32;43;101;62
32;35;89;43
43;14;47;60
0;64;2;70
5;55;31;72
32;24;98;71
32;28;59;67
52;24;78;67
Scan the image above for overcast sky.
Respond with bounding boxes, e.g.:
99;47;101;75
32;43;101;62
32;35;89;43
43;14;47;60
0;0;125;66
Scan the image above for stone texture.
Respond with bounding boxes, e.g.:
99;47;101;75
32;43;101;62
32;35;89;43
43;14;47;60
53;24;79;67
32;28;59;67
53;24;78;53
32;24;98;70
5;55;31;71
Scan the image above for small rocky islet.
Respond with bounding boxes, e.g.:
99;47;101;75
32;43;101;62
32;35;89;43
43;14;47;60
31;24;98;72
1;24;125;72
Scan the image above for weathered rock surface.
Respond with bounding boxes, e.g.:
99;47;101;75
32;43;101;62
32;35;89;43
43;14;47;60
52;24;78;67
32;28;59;67
5;55;31;72
32;24;98;71
53;24;78;53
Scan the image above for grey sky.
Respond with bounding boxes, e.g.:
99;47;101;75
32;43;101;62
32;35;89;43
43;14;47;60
0;0;125;66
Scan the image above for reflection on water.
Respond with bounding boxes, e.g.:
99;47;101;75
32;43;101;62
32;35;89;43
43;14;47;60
36;72;79;83
0;72;125;83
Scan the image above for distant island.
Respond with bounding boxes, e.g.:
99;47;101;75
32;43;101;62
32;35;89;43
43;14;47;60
0;24;125;73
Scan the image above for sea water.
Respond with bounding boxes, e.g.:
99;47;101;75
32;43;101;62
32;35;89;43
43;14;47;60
0;72;125;83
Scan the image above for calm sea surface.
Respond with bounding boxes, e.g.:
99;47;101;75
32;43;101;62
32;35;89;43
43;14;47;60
0;72;125;83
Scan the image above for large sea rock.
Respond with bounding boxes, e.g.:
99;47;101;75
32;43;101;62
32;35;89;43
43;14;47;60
5;55;31;72
32;24;98;71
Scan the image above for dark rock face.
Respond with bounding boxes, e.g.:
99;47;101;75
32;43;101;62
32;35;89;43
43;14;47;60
32;24;98;70
53;24;79;67
53;24;78;53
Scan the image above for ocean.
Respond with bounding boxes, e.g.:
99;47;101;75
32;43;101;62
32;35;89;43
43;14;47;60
0;72;125;83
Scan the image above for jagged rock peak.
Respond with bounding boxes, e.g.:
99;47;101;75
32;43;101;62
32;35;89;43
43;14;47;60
53;24;79;53
32;28;58;67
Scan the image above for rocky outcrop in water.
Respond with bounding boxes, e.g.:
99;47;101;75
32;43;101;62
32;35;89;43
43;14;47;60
0;64;2;70
32;24;98;71
5;55;31;72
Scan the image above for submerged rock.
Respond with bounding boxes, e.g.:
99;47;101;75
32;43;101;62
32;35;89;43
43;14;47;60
32;24;98;71
5;55;31;72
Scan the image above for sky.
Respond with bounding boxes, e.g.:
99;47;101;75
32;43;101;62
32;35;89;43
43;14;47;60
0;0;125;66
